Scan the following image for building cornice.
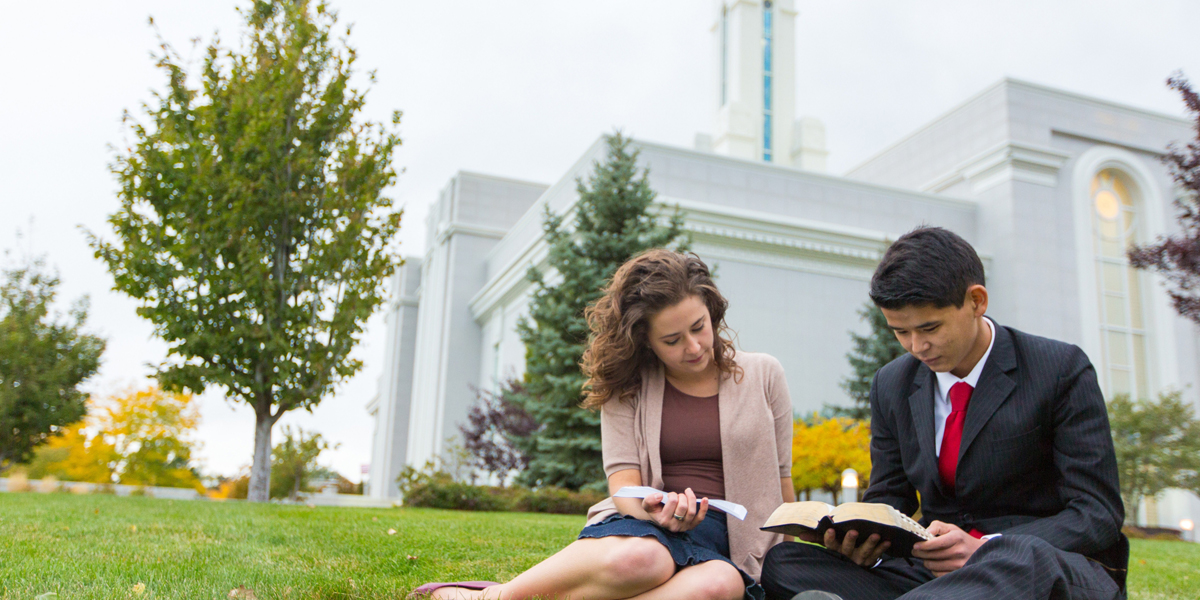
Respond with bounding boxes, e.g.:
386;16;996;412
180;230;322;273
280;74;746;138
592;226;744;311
469;221;558;323
1050;129;1171;158
634;138;979;211
922;141;1071;193
391;293;420;312
665;197;891;281
848;78;1188;178
469;196;909;322
453;170;549;190
1003;77;1190;128
434;222;510;245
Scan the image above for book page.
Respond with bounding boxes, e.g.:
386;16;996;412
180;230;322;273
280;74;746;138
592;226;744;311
612;486;748;520
831;503;932;540
760;501;835;530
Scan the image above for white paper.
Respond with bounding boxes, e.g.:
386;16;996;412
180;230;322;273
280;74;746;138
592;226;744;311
613;486;747;521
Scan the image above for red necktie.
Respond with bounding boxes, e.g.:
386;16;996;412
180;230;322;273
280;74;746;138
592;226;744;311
938;381;973;491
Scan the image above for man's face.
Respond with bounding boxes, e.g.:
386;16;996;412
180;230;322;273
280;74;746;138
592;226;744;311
879;286;988;376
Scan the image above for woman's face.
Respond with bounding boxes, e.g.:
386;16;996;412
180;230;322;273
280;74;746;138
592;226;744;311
646;295;715;378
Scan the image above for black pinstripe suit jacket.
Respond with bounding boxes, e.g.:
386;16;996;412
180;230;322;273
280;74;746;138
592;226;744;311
863;322;1126;570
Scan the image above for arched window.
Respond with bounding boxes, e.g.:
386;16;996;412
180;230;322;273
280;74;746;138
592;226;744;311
1091;168;1150;399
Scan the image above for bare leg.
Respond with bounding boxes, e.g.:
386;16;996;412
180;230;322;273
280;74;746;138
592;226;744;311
429;535;676;600
626;559;745;600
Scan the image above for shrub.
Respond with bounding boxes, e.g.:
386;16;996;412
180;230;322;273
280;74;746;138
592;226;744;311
6;471;31;492
513;487;606;515
404;480;512;512
1123;525;1184;541
207;474;250;500
396;462;603;514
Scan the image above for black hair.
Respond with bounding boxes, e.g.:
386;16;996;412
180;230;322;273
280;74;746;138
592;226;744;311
869;226;985;310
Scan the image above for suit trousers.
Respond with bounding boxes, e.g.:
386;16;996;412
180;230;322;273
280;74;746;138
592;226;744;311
761;535;1122;600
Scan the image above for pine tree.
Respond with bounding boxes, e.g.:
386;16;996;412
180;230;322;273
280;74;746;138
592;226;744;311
514;133;689;491
834;302;906;421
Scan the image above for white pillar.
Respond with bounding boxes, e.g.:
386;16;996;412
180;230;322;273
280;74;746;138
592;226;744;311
710;0;798;166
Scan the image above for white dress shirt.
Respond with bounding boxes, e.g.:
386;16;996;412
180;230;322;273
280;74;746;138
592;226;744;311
933;317;996;457
930;316;1002;542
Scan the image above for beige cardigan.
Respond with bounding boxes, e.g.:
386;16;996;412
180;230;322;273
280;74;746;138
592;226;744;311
585;352;793;581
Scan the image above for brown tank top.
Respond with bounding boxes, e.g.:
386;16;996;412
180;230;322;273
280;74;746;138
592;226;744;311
659;380;725;501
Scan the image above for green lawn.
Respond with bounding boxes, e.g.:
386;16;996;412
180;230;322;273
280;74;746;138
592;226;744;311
0;493;1194;599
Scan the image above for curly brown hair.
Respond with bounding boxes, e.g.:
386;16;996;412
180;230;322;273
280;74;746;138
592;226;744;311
580;249;741;408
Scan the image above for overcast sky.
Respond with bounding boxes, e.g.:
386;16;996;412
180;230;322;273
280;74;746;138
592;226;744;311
1;0;1197;482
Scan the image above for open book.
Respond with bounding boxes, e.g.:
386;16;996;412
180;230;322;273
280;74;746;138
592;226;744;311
761;501;932;558
613;486;747;520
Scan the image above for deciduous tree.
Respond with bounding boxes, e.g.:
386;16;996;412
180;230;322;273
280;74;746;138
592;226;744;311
459;380;537;485
514;133;689;490
22;421;118;484
270;425;336;499
0;258;105;471
23;387;203;490
103;387;204;490
1128;73;1200;324
88;0;402;501
1107;391;1200;523
791;414;872;503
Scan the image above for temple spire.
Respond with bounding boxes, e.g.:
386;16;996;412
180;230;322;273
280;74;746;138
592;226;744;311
704;0;825;171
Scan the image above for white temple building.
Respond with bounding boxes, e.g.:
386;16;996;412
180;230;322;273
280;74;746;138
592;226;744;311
366;0;1200;528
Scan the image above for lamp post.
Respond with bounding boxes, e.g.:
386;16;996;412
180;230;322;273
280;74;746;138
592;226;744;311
841;468;859;505
1180;518;1195;543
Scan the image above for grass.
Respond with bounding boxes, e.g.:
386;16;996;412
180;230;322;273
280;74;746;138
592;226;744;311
0;493;580;599
0;493;1196;599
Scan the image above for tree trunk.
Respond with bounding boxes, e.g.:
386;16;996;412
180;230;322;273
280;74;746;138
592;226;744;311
248;409;274;502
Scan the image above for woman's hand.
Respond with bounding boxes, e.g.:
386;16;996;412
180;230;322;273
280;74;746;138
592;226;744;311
642;487;709;532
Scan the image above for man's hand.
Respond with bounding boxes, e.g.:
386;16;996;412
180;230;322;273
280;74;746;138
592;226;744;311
823;528;890;567
642;487;708;533
911;521;986;577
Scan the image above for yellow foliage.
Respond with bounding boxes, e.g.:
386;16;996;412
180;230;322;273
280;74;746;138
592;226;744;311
21;386;203;491
100;387;204;491
25;421;118;484
208;473;250;500
791;414;872;501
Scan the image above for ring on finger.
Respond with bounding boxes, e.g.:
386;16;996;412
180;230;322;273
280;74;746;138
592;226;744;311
672;513;685;521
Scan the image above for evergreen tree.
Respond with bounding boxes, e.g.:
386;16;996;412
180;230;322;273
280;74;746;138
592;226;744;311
514;133;689;491
834;302;906;421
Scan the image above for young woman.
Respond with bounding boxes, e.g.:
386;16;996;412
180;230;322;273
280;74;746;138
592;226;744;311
414;249;795;600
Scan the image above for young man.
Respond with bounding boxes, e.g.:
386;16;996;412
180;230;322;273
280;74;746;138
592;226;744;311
761;227;1127;600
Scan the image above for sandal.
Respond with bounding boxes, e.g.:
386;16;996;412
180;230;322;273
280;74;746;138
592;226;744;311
408;581;499;598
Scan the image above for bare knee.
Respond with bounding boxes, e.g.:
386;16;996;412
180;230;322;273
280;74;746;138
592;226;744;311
683;561;745;600
597;536;675;588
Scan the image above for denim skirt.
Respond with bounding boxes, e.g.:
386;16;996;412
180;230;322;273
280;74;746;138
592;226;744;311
577;510;764;600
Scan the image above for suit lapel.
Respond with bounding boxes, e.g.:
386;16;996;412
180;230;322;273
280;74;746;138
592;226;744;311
959;323;1018;459
907;366;942;493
